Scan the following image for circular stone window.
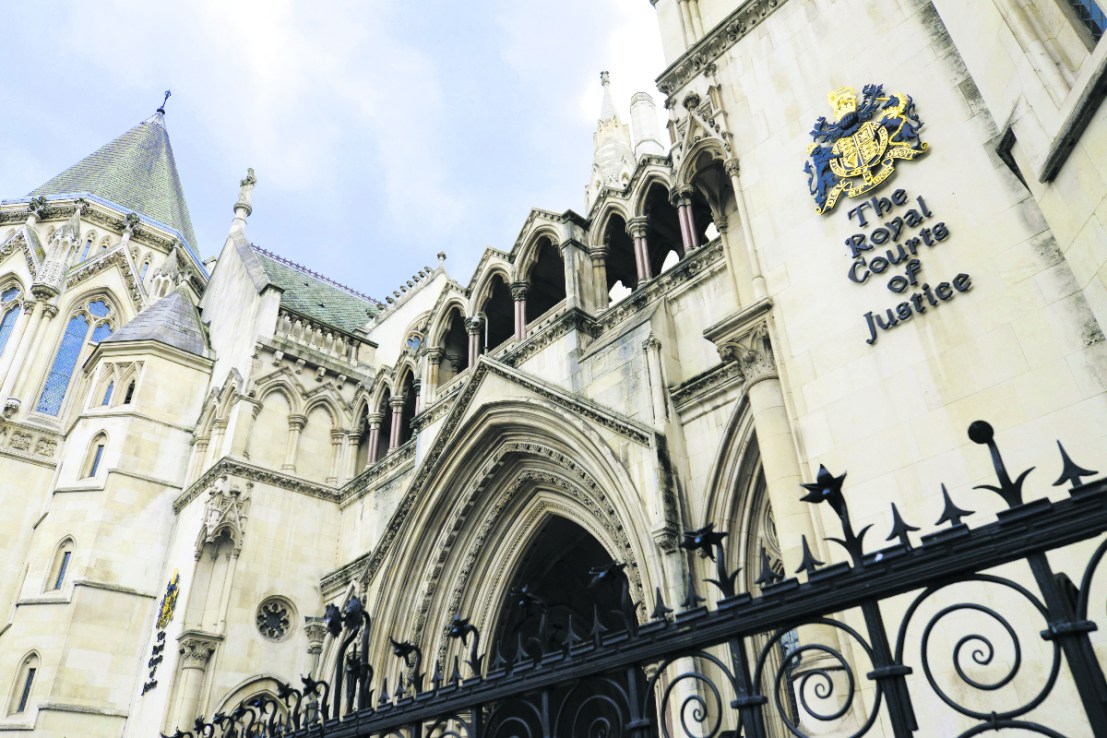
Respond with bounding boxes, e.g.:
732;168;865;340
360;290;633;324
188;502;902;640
256;597;295;641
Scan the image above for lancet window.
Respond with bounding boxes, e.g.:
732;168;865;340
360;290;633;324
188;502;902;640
36;298;115;416
47;538;74;591
7;653;38;715
0;286;23;359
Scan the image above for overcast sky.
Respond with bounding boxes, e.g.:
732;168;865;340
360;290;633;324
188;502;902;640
0;1;667;299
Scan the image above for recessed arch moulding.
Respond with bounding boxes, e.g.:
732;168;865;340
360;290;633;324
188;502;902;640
337;399;684;685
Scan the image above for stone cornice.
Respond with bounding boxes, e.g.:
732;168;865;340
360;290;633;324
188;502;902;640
174;457;340;513
500;307;598;367
669;360;745;414
656;0;787;96
341;437;416;497
702;297;773;346
594;237;725;337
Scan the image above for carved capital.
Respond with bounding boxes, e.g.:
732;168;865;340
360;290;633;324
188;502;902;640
367;412;384;429
426;347;445;363
718;323;776;385
303;617;327;654
626;216;650;239
642;333;661;352
652;526;681;553
390;397;406;411
464;316;483;335
287;414;307;431
510;282;529;301
723;157;741;178
178;632;221;669
669;186;694;208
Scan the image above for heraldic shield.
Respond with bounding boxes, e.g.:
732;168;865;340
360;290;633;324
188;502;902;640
804;83;928;215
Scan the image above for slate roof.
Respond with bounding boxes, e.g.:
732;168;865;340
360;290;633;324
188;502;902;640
251;247;379;334
100;288;210;358
28;111;198;250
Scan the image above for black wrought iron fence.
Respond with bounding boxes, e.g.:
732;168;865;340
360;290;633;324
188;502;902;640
165;420;1107;737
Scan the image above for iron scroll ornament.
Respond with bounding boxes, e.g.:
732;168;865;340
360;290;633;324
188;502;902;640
163;419;1107;738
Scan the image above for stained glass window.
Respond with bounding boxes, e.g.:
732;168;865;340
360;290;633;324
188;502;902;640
1066;0;1106;42
37;315;89;415
91;324;113;344
35;298;115;416
140;261;150;280
1;288;18;302
102;381;114;406
0;305;21;359
80;239;92;261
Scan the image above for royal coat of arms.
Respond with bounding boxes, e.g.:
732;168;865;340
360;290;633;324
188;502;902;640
155;570;180;630
804;84;928;215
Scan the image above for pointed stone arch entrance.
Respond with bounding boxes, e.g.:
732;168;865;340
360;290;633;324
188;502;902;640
482;515;658;738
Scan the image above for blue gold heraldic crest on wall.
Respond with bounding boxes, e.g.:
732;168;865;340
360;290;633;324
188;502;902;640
804;84;928;215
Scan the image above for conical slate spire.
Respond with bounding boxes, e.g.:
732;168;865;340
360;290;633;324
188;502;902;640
28;107;198;250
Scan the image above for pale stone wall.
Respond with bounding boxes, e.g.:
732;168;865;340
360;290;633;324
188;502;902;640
3;1;1107;735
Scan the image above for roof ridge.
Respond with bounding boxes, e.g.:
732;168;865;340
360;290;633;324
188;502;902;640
251;245;381;306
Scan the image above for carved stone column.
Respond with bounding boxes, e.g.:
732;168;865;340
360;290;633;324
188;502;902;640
559;238;583;311
672;186;697;253
465;316;483;367
716;322;815;571
168;632;221;733
6;300;54;405
209;419;228;465
366;412;383;466
424;348;444;402
327;429;344;485
304;617;328;678
236;398;263;461
340;430;358;482
588;248;608;309
388;397;405;451
283;414;306;472
412;379;422;416
190;436;210;482
511;282;529;341
642;334;668;427
627;216;652;283
724;157;767;300
0;299;36;389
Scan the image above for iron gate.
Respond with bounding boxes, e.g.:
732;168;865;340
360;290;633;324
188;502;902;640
165;421;1107;737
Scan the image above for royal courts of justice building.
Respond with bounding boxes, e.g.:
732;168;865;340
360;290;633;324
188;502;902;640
1;0;1107;735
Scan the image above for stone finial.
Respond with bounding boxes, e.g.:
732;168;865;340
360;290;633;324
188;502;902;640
230;168;257;235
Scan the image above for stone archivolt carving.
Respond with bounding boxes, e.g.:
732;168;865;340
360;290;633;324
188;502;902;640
406;441;645;649
195;476;250;557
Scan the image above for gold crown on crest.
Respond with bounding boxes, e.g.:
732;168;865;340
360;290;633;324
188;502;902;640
828;86;858;119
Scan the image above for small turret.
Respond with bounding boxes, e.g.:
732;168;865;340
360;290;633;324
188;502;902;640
586;72;636;211
630;92;665;158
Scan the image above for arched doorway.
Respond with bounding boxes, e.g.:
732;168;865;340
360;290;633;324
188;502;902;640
484;516;656;738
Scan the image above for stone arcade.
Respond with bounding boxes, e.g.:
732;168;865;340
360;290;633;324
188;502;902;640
1;0;1107;736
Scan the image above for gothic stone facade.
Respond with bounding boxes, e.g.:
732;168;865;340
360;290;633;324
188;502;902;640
1;0;1107;736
